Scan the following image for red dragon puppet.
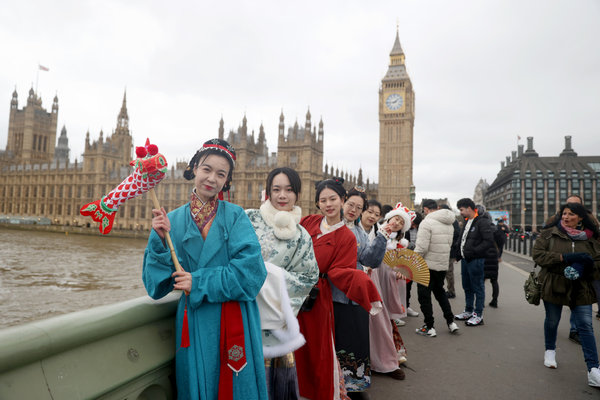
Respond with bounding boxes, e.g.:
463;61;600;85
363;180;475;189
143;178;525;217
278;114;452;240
80;138;168;234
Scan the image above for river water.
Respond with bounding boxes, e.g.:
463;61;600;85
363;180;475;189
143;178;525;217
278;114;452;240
0;227;150;328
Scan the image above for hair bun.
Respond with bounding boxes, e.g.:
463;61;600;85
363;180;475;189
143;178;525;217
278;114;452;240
332;176;345;185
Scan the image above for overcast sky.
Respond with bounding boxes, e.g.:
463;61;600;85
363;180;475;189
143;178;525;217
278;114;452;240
1;0;599;207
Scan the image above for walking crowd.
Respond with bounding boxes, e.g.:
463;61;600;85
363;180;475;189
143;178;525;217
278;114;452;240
142;138;600;399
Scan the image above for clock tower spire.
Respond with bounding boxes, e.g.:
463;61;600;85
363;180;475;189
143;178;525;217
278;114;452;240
378;28;415;207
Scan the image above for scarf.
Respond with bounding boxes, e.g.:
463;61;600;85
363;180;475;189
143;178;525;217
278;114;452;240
259;200;301;240
559;220;592;241
190;188;219;237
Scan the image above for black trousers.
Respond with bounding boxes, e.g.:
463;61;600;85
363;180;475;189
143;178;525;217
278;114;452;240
417;270;455;329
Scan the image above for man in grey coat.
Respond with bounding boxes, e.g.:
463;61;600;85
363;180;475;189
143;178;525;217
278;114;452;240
414;199;459;337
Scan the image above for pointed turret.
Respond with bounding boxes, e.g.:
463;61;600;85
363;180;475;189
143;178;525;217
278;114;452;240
219;116;224;139
115;90;129;134
258;123;265;144
279;109;285;137
11;88;18;109
390;28;404;58
318;117;324;143
383;29;409;81
358;167;363;186
241;114;248;137
52;94;58;113
54;125;70;162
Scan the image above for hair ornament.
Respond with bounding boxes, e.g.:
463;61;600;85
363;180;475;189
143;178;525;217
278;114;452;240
196;138;237;166
354;185;365;193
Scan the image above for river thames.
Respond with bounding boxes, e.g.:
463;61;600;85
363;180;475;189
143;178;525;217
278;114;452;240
0;227;150;328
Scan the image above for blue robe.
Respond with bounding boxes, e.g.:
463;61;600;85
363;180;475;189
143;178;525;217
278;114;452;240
143;201;268;400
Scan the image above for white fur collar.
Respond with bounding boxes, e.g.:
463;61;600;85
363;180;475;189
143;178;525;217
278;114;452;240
259;200;301;240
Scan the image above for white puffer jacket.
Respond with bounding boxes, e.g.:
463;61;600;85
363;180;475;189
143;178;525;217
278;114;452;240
414;209;456;271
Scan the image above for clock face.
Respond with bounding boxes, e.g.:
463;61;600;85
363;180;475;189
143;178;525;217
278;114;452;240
385;93;403;111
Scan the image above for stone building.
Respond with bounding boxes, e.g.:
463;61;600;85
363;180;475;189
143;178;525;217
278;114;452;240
378;29;416;207
0;91;366;231
485;136;600;231
0;88;58;167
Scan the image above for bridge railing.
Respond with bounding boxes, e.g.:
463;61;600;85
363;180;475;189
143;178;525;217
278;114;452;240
0;292;180;400
505;233;537;257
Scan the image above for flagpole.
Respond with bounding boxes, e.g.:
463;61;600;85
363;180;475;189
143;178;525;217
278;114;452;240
35;63;39;94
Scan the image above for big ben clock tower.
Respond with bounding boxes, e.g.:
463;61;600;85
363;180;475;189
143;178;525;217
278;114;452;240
378;29;415;207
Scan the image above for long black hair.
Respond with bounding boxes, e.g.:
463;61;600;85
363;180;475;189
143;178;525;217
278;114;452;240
183;138;236;193
550;202;600;238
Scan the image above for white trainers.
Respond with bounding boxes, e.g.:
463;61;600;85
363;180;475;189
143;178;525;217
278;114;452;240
415;325;436;337
448;322;459;333
394;319;406;327
588;367;600;387
544;350;557;369
466;313;484;326
406;307;419;317
454;311;473;321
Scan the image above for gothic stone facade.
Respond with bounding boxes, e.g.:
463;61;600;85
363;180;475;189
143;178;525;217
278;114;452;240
485;136;600;231
0;92;370;232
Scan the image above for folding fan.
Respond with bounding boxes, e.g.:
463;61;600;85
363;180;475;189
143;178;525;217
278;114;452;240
382;248;430;286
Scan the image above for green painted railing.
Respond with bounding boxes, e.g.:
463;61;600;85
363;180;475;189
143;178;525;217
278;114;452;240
0;293;180;399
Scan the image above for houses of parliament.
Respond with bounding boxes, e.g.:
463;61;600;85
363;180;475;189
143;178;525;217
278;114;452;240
0;31;415;233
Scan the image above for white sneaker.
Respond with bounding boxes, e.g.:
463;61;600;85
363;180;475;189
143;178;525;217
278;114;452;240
415;325;436;337
406;307;419;317
465;313;484;326
544;350;557;369
394;319;406;327
448;322;459;333
588;367;600;387
398;355;407;364
454;311;473;321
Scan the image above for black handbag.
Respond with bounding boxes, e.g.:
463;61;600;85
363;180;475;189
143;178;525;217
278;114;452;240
524;264;541;306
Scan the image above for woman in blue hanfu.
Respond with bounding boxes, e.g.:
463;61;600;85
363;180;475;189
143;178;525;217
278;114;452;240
143;138;268;400
246;167;319;400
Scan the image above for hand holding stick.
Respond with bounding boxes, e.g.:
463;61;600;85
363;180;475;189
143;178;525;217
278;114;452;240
149;188;183;273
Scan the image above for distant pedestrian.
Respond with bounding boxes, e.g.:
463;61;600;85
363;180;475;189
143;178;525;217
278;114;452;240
532;202;600;387
495;219;508;261
413;199;459;337
440;204;460;299
454;198;494;326
477;206;500;308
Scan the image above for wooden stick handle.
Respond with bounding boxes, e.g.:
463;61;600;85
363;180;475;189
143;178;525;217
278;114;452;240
149;188;184;272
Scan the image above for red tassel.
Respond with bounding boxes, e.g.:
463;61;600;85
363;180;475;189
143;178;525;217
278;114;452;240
218;191;224;201
181;305;190;348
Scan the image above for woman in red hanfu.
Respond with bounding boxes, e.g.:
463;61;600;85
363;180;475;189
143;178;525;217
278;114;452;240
295;177;382;400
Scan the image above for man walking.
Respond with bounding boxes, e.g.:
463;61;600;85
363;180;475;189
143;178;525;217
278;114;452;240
454;198;494;326
414;199;459;337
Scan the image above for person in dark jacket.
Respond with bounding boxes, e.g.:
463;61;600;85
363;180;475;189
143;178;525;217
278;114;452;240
440;204;460;299
544;194;600;344
532;202;600;387
495;219;508;260
453;198;494;326
477;207;500;308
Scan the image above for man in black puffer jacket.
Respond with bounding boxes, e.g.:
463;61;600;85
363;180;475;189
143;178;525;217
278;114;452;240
453;198;495;326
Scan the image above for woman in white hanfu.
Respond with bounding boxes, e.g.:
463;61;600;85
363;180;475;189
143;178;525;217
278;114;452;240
246;167;319;400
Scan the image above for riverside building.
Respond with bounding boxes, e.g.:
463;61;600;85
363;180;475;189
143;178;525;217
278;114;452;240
485;136;600;231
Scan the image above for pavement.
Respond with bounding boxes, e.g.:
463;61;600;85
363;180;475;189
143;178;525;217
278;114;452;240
368;251;600;399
